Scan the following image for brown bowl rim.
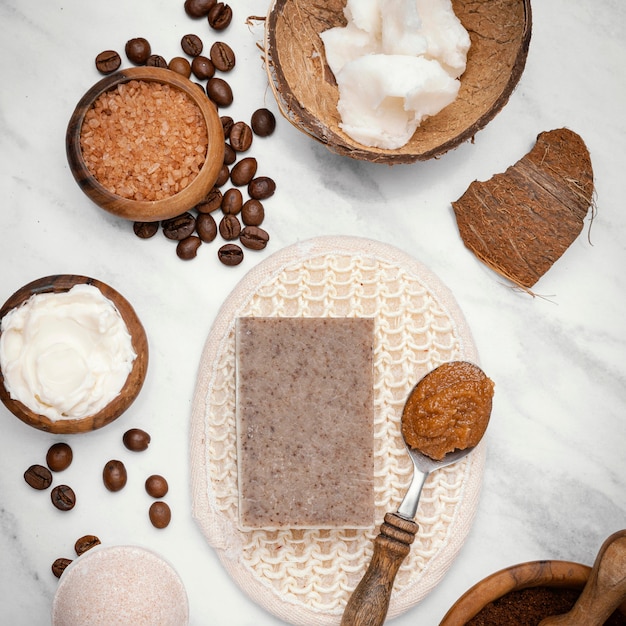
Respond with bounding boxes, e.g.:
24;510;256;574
0;274;149;434
265;0;533;164
66;66;224;221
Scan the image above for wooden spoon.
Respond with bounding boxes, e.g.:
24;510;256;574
340;362;492;626
539;529;626;626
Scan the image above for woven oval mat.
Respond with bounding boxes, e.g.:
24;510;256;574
190;236;485;625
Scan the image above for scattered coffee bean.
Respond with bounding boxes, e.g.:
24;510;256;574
146;54;168;68
218;243;244;266
46;443;73;472
241;199;265;226
248;176;276;200
169;56;192;78
95;50;121;74
191;55;215;80
162;212;196;240
223;143;236;165
251;108;277;137
177;235;202;260
184;0;216;18
145;475;169;498
52;558;72;578
123;428;151;452
199;187;223;213
220;115;234;139
207;77;233;107
51;485;76;511
125;37;152;65
102;460;127;492
219;214;241;240
24;464;52;490
74;534;101;556
215;163;230;187
229;121;253;152
221;188;243;215
208;2;233;30
230;157;257;186
240;225;270;250
181;33;203;56
133;221;159;239
149;501;172;528
194;215;218;247
210;41;235;71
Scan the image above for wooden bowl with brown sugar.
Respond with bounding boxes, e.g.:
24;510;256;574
0;275;148;434
265;0;532;164
66;67;224;222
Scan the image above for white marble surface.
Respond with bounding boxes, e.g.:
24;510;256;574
1;0;625;624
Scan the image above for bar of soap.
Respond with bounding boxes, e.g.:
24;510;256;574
235;317;375;529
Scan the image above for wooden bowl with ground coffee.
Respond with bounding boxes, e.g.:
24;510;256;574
265;0;532;164
66;67;224;221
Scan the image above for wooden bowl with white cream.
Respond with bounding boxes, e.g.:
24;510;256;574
0;275;148;434
265;0;532;163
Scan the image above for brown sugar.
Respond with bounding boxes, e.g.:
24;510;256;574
401;361;494;461
80;80;208;201
235;317;375;529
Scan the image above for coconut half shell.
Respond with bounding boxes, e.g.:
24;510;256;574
452;128;595;290
264;0;532;163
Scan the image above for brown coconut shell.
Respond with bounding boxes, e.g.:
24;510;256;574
452;128;595;290
264;0;532;164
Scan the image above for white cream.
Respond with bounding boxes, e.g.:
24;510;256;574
320;0;471;149
0;284;136;421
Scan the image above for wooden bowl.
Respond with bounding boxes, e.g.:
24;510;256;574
0;275;148;434
439;560;626;625
66;67;224;221
265;0;532;164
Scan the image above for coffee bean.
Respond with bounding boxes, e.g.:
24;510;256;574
248;176;276;200
133;221;159;239
184;0;216;18
206;77;233;107
125;37;151;65
95;50;121;75
146;54;168;68
241;198;265;226
210;41;235;72
220;115;234;139
218;243;244;266
74;535;101;556
230;157;257;186
229;121;253;152
24;464;52;490
52;558;72;578
219;214;241;240
215;163;230;187
149;501;172;528
177;235;202;260
221;188;243;215
240;225;270;250
51;485;76;511
102;460;127;492
123;428;151;452
196;212;218;242
191;55;215;80
198;187;222;212
181;34;203;56
223;143;236;165
169;56;191;78
145;475;169;498
251;108;277;137
162;212;196;240
208;2;233;30
46;442;73;472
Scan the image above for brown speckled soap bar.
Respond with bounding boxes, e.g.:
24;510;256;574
235;317;375;529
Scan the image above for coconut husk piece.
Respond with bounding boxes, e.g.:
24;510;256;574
264;0;532;163
452;128;595;290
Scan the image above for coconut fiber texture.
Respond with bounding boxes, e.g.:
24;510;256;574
452;128;594;290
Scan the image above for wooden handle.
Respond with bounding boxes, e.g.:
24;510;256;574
540;529;626;625
341;513;419;626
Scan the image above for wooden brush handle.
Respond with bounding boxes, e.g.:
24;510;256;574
341;513;418;626
540;529;626;625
